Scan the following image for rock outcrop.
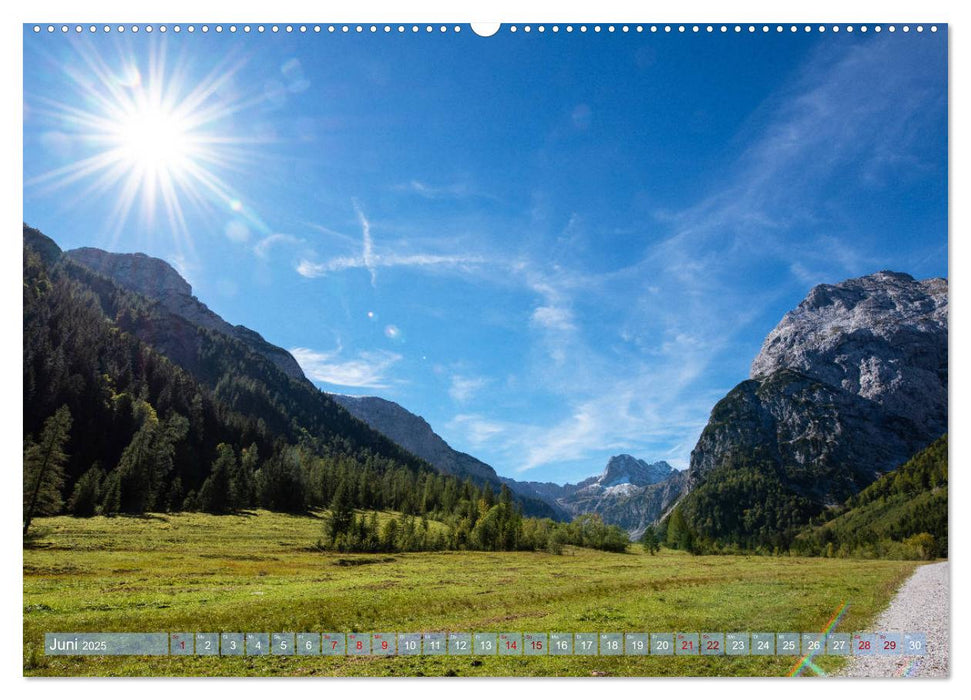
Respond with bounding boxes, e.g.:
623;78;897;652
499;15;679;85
750;271;947;437
66;247;308;383
689;271;947;508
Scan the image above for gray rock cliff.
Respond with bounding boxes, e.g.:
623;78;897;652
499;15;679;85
66;247;308;383
750;271;947;437
689;271;947;506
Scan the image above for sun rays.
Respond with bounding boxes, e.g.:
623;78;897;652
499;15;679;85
25;38;263;253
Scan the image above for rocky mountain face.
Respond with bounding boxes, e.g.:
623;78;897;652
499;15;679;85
750;271;947;438
506;454;687;537
331;395;564;520
580;454;676;491
66;247;309;384
331;395;498;484
589;470;689;541
686;271;947;531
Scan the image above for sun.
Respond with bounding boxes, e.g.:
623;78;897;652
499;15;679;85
26;41;256;245
115;103;193;178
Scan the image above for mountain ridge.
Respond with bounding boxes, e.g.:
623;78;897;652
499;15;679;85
66;247;310;384
675;270;947;550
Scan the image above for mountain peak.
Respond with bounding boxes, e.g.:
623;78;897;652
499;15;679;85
598;454;674;488
750;270;947;435
68;247;192;299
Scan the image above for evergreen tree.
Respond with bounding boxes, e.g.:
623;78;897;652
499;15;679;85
99;470;121;514
255;448;306;512
115;403;189;514
380;517;400;551
641;525;660;555
23;405;72;535
324;480;356;546
665;507;693;551
164;476;184;512
67;465;104;517
234;443;259;508
198;443;236;514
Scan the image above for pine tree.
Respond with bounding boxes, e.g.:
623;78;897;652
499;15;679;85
99;470;121;514
198;443;235;514
234;443;259;508
324;480;355;546
23;405;72;535
67;465;104;517
641;524;660;555
115;403;189;514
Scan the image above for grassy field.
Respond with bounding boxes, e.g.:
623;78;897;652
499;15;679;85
23;510;921;677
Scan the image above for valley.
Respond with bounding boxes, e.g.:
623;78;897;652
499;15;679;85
23;510;921;677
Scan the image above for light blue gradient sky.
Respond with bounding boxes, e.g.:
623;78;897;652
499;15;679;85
23;26;947;483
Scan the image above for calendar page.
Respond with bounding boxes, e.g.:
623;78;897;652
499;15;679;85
21;15;948;680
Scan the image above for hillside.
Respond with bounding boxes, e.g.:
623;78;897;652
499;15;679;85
331;395;563;519
792;435;947;559
67;247;309;383
23;225;559;536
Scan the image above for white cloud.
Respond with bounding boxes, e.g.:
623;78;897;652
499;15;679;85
530;305;575;331
448;375;489;403
354;201;377;286
400;179;469;199
295;203;485;281
446;414;506;447
445;362;717;475
296;252;484;279
253;233;299;259
224;220;250;243
394;179;495;201
289;346;401;389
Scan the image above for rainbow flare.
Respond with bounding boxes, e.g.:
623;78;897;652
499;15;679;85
786;601;851;677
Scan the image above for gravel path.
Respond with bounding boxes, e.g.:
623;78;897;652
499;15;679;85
837;561;949;678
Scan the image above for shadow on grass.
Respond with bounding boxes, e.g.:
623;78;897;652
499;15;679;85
23;526;53;549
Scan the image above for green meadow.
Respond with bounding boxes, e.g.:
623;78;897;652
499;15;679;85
23;510;919;677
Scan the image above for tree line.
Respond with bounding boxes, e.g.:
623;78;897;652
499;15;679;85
23;400;631;554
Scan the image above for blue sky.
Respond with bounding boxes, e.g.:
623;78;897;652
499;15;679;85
23;25;948;484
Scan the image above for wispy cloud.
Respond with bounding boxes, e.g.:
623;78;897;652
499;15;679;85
253;232;300;259
356;201;377;285
296;252;485;279
447;414;506;446
290;346;402;389
530;305;575;332
641;37;940;292
394;179;494;201
448;374;489;403
296;203;486;282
